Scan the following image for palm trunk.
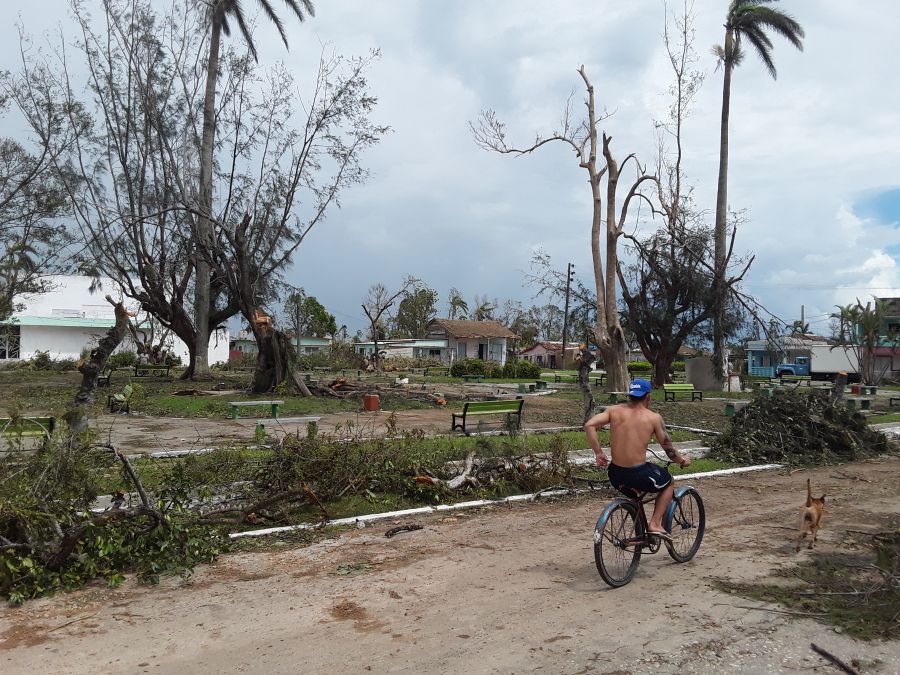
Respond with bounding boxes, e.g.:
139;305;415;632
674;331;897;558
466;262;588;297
712;33;734;385
194;20;221;379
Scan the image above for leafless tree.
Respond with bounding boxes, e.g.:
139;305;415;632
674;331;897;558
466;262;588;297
472;66;655;392
361;277;417;371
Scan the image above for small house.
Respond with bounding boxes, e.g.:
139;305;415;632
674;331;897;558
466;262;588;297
518;341;579;368
425;319;518;366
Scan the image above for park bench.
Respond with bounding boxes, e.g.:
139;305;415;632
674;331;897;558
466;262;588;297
845;397;871;411
255;415;321;438
107;383;133;414
859;385;877;396
780;375;811;386
535;380;549;390
97;368;114;387
451;399;524;434
425;366;450;377
0;416;56;441
592;373;607;387
230;400;284;420
462;374;484;383
607;391;628;404
663;383;703;402
134;364;170;378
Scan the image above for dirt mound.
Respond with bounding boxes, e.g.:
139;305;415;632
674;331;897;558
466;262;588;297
710;389;896;466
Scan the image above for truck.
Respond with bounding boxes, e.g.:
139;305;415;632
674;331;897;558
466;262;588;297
774;344;860;382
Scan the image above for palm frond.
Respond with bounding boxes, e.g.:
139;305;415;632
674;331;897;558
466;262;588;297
742;6;805;50
742;26;777;77
232;3;260;61
282;0;315;21
255;0;289;48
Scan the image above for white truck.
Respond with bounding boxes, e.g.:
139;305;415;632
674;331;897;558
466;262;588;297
775;344;860;382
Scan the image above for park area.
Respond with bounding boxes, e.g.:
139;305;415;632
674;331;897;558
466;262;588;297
1;362;899;673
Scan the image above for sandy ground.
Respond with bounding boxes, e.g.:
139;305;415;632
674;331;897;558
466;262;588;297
2;458;899;674
93;391;586;456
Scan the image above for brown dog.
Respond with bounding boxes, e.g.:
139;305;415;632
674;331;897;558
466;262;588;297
796;478;826;551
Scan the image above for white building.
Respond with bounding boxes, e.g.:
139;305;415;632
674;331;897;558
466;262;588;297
0;275;229;365
425;319;517;366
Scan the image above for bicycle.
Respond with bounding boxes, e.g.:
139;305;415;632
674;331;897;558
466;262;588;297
592;455;705;588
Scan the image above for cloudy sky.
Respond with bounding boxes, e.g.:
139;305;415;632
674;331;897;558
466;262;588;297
4;1;899;335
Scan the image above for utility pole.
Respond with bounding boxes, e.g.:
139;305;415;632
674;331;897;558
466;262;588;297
561;263;574;369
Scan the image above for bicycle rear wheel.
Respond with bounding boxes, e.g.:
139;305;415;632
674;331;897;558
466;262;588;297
594;501;642;587
665;487;705;563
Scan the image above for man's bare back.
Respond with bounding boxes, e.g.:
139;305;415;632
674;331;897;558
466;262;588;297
605;404;668;467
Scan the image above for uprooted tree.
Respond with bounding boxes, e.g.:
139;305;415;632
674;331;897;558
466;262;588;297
473;66;655;393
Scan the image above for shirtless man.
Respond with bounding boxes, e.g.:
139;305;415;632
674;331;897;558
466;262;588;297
584;378;691;539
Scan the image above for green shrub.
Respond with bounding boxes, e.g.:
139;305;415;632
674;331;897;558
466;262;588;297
450;358;486;377
502;360;541;379
107;351;139;369
29;350;52;370
484;361;502;378
672;361;686;372
627;360;652;373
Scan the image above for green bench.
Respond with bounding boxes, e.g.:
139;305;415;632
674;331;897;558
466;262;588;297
230;400;284;420
607;391;628;404
451;399;524;434
0;416;56;440
97;368;113;387
725;400;750;417
424;366;450;377
663;383;702;402
134;364;171;378
462;375;484;383
107;384;134;414
780;375;811;386
535;380;549;390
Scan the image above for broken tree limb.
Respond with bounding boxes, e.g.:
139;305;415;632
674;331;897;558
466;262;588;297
810;643;859;675
384;523;423;538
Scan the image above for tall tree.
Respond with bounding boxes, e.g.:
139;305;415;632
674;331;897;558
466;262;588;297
194;0;315;378
473;67;655;392
394;286;438;338
711;0;804;373
284;289;337;338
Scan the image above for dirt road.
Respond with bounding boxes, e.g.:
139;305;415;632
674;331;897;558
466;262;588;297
2;459;898;674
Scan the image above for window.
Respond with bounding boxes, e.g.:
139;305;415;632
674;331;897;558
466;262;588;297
0;325;21;359
429;349;441;357
457;343;467;358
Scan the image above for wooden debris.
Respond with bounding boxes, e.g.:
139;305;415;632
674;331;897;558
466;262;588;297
384;523;423;538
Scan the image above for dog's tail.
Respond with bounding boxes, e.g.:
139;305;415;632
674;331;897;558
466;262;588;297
806;477;812;507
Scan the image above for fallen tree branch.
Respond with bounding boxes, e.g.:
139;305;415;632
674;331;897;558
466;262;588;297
384;523;423;538
810;643;859;675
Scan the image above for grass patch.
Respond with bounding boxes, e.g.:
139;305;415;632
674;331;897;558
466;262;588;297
866;413;900;425
715;531;899;640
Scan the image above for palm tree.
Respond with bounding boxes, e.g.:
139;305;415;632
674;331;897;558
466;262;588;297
711;0;804;371
193;0;315;377
447;288;468;320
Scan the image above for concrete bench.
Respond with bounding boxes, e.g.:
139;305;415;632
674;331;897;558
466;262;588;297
424;366;450;377
230;400;284;419
845;397;871;411
97;369;113;387
663;384;703;402
725;400;750;417
0;416;56;440
451;399;524;434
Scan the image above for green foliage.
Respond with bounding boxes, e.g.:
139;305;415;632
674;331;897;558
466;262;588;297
502;360;541;379
394;287;438;338
284;290;338;339
107;351;139;369
672;361;686;372
626;360;652;373
29;350;52;370
451;358;485;377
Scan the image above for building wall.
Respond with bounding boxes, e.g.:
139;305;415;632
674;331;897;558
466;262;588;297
451;338;507;365
19;326;109;360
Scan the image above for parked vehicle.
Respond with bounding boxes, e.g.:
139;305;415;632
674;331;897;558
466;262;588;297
774;345;859;382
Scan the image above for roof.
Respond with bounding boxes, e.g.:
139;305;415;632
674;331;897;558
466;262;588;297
520;341;578;355
427;319;518;340
6;316;116;328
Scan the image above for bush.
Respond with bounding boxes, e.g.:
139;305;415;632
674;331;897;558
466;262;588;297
107;351;139;369
627;360;652;374
450;358;486;377
29;350;52;370
502;360;541;379
672;361;686;372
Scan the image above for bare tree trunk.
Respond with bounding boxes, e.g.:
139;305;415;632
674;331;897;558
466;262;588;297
831;371;847;403
68;296;131;432
194;20;222;380
652;351;676;388
576;347;596;422
712;35;734;382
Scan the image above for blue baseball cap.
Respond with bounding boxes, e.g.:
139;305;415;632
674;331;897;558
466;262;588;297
628;378;652;398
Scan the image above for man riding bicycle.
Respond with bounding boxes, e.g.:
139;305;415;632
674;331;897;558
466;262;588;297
584;378;691;541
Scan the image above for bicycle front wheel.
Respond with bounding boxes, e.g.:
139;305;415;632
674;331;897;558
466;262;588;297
594;501;642;587
665;487;705;563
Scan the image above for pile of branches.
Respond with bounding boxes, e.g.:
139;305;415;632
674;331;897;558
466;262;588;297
711;390;895;466
0;440;224;604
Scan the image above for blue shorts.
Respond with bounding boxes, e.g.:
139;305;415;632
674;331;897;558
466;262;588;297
608;462;673;497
